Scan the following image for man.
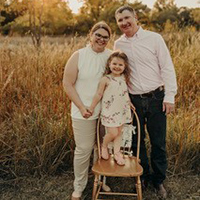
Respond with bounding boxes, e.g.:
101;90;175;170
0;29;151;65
114;5;177;199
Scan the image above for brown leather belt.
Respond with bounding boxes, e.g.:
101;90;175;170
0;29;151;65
132;86;164;98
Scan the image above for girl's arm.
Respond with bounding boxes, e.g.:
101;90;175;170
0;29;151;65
89;76;108;114
130;102;135;111
63;51;91;118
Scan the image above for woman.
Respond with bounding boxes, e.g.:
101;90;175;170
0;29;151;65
63;21;112;200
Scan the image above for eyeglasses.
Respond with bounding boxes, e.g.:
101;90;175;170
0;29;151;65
95;33;110;41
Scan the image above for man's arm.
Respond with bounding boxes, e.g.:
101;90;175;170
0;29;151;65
156;35;177;114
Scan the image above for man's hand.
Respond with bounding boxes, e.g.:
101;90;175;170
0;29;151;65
163;102;175;114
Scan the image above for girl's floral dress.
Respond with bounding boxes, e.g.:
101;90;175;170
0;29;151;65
101;75;132;127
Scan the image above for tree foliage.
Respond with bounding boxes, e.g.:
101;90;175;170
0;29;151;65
190;8;200;29
0;0;73;36
0;0;199;36
74;0;150;35
150;0;199;31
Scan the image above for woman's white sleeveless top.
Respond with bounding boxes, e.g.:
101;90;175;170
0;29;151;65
71;45;111;120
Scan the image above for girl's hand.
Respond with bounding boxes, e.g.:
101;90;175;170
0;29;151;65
129;102;135;111
87;107;94;115
80;106;92;118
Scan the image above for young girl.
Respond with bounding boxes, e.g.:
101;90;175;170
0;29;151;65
89;51;133;166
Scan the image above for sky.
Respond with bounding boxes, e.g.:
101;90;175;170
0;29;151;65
67;0;200;14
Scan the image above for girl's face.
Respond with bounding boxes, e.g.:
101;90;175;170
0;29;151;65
90;28;110;53
109;57;125;77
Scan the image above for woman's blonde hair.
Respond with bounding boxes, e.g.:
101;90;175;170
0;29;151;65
104;51;131;87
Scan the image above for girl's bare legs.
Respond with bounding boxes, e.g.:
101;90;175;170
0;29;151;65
113;126;123;154
101;127;119;159
103;127;119;146
113;126;125;165
102;126;125;165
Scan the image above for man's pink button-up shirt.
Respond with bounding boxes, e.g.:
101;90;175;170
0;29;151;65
114;27;177;104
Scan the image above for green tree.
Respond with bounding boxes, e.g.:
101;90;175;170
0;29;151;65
151;0;179;31
178;7;194;28
0;0;25;34
74;0;125;35
79;0;124;22
74;0;150;35
190;8;200;29
0;0;73;37
42;0;73;35
128;1;151;29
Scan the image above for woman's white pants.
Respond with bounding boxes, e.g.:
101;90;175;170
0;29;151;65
72;118;97;197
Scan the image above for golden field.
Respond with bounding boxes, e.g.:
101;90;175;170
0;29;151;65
0;31;199;181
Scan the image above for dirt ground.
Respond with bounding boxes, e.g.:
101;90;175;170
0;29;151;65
0;170;199;200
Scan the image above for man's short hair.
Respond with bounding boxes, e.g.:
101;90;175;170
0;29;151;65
115;5;136;18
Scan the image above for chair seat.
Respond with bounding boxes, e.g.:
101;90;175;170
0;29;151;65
92;155;143;177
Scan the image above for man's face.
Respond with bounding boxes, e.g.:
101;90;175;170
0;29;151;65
115;10;138;37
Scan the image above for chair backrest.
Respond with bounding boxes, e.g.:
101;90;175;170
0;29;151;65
96;108;141;162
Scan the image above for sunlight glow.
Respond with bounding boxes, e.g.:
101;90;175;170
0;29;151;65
141;0;199;8
67;0;83;14
67;0;199;14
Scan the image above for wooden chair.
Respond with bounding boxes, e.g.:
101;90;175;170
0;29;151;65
92;109;143;200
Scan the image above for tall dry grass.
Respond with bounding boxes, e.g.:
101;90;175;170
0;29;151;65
0;32;199;179
163;31;200;174
0;36;88;178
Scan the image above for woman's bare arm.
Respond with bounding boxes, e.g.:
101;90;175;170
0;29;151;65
63;51;91;118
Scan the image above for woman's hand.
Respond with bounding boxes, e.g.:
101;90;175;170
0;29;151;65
87;107;94;115
80;106;92;119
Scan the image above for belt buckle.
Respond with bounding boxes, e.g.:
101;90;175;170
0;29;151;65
140;94;147;98
139;86;163;99
139;93;149;98
140;91;154;98
160;86;164;91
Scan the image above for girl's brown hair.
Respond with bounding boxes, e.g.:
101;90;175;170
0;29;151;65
89;21;112;38
104;51;131;87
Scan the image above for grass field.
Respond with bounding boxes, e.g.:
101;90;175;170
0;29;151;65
0;32;200;199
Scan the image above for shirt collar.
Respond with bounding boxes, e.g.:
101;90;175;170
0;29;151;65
87;44;106;55
121;26;145;41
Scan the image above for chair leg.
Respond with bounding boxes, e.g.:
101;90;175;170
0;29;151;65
136;176;142;200
92;175;99;200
